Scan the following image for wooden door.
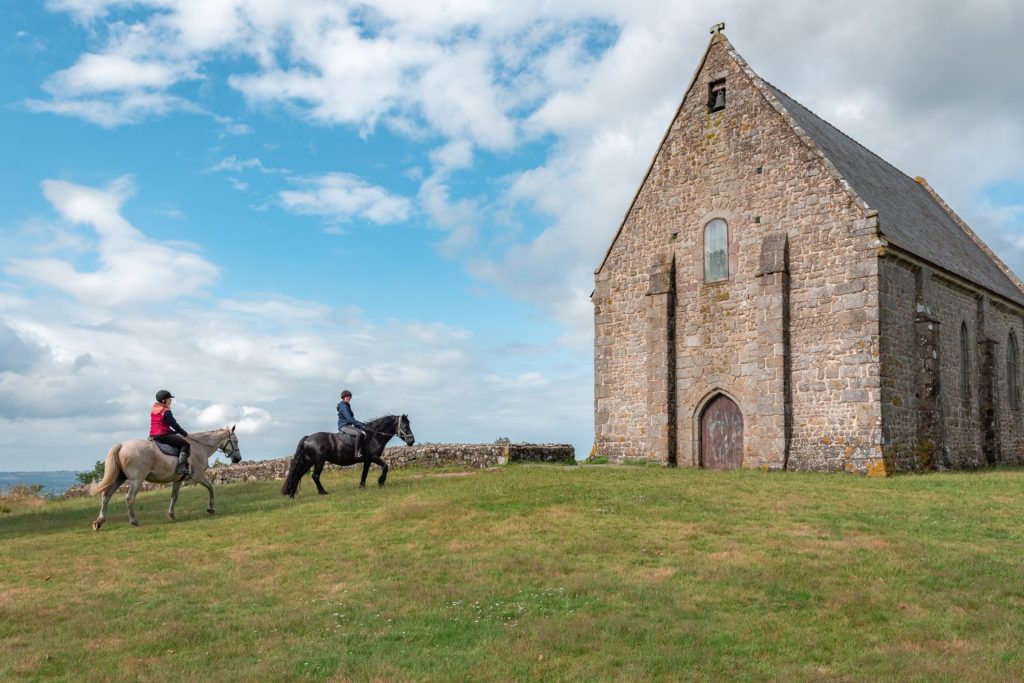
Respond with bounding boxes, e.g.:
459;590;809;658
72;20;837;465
700;394;743;469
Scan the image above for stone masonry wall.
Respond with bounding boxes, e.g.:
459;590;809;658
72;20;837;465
63;443;575;497
980;301;1024;464
880;251;1024;470
594;36;883;471
878;256;919;469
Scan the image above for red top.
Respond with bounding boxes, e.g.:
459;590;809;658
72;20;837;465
150;403;170;436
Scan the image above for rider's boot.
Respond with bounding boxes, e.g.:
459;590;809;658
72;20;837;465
176;450;191;476
353;432;364;461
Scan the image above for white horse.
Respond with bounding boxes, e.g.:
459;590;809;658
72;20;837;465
90;426;241;530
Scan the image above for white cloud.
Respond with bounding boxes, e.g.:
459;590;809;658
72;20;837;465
44;0;129;22
280;172;411;224
206;156;271;174
25;91;200;127
5;176;220;306
45;52;197;95
195;404;273;434
430;140;474;173
418;174;479;252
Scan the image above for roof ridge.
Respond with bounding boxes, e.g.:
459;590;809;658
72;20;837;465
762;80;917;190
914;176;1024;299
763;81;1024;306
739;70;872;215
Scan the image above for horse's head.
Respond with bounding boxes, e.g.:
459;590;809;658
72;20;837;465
221;425;242;463
396;414;415;446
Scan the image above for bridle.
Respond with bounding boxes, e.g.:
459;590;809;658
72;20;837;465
186;428;239;458
366;415;410;441
219;430;239;458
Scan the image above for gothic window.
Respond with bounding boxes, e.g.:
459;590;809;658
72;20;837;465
1009;332;1019;409
703;218;728;283
960;322;970;402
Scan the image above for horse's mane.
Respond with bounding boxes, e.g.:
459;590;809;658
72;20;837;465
364;415;399;432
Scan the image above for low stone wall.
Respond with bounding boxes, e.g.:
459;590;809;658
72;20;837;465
385;443;575;468
62;443;575;498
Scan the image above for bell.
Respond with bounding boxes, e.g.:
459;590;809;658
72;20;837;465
712;89;726;111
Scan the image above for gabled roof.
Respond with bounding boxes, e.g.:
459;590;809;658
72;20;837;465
596;30;1024;307
765;84;1024;306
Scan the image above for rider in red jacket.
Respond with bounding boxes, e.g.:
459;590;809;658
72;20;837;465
150;389;191;475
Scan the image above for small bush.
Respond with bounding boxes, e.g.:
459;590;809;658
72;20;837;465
0;484;48;513
75;460;105;485
586;455;609;465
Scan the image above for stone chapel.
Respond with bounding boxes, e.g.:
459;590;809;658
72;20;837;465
592;26;1024;474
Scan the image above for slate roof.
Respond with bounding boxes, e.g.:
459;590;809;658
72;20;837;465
765;83;1024;306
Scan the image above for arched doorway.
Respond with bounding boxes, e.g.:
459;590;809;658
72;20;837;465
700;394;744;469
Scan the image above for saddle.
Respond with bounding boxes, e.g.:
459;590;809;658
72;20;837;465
150;439;180;457
337;428;363;457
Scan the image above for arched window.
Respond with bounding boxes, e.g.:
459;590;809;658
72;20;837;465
960;322;970;402
703;218;728;283
1009;332;1019;409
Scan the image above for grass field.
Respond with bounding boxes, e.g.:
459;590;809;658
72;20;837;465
2;463;1023;682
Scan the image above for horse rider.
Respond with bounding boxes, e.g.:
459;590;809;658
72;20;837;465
150;390;192;475
337;389;367;460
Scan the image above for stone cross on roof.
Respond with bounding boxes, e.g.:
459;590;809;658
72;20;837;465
709;22;725;34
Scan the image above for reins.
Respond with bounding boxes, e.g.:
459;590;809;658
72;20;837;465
363;416;409;441
184;428;238;457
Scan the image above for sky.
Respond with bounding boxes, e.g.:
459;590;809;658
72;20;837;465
2;0;1023;471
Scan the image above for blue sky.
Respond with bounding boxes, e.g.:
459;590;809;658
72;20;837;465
2;0;1023;470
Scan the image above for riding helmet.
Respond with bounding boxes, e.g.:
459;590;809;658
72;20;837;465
155;389;174;402
340;389;352;399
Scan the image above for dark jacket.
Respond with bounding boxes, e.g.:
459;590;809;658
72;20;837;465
163;409;189;436
337;401;365;431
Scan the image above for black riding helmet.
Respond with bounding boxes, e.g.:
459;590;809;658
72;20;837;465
155;389;174;402
340;390;352;399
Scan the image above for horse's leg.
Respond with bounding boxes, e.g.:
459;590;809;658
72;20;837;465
125;479;144;527
370;455;389;487
359;460;371;488
311;459;330;495
167;481;182;520
92;474;126;531
196;477;215;514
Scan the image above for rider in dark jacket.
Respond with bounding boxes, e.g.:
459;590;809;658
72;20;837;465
337;389;366;459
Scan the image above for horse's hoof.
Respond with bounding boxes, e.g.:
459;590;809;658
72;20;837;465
130;520;140;527
92;519;103;531
168;513;176;520
207;508;215;515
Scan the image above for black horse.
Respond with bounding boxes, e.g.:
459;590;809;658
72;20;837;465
280;414;414;497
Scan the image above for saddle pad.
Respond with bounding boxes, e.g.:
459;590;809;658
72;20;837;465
153;441;179;456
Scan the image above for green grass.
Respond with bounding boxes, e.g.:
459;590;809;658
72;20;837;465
3;465;1024;682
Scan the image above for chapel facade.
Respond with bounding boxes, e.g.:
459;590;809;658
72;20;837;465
592;27;1024;474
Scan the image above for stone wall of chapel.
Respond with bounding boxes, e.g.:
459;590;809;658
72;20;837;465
879;253;1024;470
931;276;985;466
983;303;1024;464
594;39;884;472
878;257;919;469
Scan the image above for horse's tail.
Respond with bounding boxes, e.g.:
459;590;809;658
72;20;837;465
280;436;311;497
90;444;123;496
